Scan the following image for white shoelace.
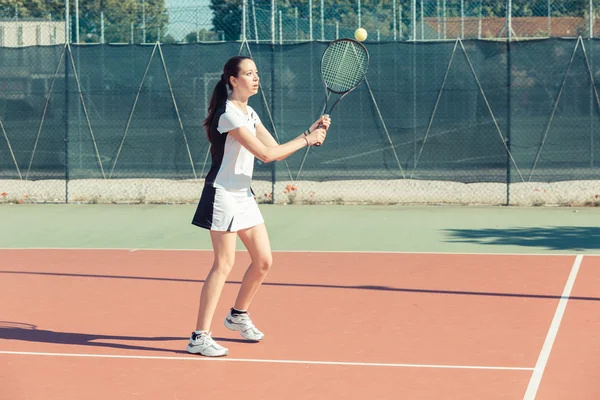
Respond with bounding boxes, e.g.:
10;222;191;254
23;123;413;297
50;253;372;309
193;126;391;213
234;313;256;329
196;332;224;349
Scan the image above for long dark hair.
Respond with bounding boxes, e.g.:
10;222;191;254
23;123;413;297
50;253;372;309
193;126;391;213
203;56;253;141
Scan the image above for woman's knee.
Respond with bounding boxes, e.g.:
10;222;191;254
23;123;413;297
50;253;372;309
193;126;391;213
211;257;236;276
254;254;273;274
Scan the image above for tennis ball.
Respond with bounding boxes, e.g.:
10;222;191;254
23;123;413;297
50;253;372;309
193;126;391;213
354;28;368;42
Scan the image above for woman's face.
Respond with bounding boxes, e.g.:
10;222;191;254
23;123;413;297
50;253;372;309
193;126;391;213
231;59;259;97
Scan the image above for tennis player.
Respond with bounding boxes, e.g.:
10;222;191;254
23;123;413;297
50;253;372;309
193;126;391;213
186;56;330;357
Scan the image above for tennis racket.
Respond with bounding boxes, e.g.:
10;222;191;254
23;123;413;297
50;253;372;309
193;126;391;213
314;38;370;146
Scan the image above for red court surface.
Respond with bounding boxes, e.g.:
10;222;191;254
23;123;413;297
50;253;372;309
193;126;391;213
0;249;596;399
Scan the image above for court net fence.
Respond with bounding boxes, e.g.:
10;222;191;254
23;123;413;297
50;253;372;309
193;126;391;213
2;0;600;46
1;38;600;206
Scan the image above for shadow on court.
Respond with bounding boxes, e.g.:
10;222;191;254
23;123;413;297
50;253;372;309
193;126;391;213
445;226;600;251
2;271;600;302
0;325;250;354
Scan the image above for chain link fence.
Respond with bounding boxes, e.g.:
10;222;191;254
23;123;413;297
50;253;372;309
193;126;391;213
1;1;600;206
1;0;599;46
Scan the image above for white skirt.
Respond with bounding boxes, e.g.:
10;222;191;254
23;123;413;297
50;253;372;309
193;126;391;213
192;185;264;232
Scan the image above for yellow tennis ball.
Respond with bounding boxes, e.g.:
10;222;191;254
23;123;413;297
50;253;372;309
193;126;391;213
354;28;368;42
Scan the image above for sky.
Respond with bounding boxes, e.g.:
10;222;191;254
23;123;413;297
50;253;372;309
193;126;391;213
165;0;209;7
164;0;213;40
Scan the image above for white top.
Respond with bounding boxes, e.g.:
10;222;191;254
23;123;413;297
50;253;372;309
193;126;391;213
209;100;262;191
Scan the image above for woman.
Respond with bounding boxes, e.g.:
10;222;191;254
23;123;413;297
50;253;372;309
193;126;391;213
187;56;330;357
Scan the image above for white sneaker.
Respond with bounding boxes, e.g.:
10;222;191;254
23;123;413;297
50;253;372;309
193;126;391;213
224;310;265;341
186;331;228;357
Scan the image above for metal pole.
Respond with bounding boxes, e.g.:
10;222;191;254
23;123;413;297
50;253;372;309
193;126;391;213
75;0;79;43
271;0;275;44
358;0;362;28
437;0;441;39
591;40;595;167
65;44;70;203
253;0;259;43
443;0;447;39
412;0;416;40
295;7;298;41
420;0;424;40
242;0;247;41
548;0;551;37
461;0;464;38
321;0;324;40
196;8;199;42
65;0;70;43
309;0;313;40
478;0;482;39
336;21;339;39
270;1;276;203
507;0;512;40
399;3;403;40
393;0;397;40
590;0;594;38
101;12;104;44
131;22;134;43
279;10;282;44
506;0;512;205
143;0;146;43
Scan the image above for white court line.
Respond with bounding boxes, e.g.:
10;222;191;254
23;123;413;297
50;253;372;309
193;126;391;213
0;350;533;371
523;254;584;400
0;247;596;257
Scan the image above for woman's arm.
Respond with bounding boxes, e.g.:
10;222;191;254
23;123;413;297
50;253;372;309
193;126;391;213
230;125;326;163
255;115;331;149
255;123;280;148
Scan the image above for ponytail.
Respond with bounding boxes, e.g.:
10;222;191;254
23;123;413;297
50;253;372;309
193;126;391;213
203;77;229;141
202;56;253;142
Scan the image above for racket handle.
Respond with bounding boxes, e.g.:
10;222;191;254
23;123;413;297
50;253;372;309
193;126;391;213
314;114;328;147
314;126;322;147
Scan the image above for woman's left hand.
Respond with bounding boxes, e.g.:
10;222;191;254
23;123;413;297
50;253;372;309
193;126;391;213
309;115;331;132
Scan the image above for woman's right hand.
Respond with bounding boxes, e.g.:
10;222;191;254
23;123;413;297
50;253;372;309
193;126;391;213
306;128;327;146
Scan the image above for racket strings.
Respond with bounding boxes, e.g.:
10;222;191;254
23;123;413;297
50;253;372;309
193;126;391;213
321;41;368;93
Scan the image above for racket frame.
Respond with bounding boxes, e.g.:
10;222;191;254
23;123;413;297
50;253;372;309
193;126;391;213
319;38;370;119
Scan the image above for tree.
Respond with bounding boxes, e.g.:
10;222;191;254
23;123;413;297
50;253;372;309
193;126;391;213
209;0;242;41
184;29;220;43
0;0;168;44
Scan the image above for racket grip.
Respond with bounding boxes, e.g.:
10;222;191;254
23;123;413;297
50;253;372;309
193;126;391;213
314;114;328;147
314;127;322;147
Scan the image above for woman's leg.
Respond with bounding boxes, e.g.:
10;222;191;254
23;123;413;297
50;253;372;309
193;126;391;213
195;230;238;331
234;222;273;311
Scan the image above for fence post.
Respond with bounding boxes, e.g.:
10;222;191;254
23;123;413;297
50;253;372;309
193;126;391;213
271;0;277;202
461;0;464;38
65;0;70;43
506;0;512;205
309;0;312;41
65;45;70;203
590;1;595;166
242;0;247;41
399;3;402;40
320;0;324;40
393;0;397;40
590;0;594;38
143;0;146;43
100;12;105;44
75;0;79;43
412;0;416;40
548;0;551;36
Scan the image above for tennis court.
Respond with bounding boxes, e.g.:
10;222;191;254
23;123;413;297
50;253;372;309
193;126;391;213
1;204;599;400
